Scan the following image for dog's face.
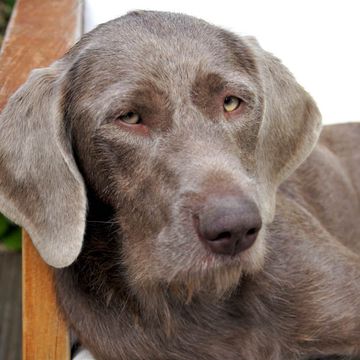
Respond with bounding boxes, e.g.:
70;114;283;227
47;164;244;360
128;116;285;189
0;11;321;298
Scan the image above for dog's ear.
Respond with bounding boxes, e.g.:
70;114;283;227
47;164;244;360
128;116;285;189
0;62;87;268
244;37;322;219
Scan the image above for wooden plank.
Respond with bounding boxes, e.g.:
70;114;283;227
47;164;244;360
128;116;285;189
0;252;21;360
0;0;83;359
0;0;82;109
22;232;70;360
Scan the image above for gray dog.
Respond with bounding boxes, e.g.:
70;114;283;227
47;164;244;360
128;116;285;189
0;10;359;360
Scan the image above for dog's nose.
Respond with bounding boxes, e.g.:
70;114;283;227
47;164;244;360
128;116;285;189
196;195;262;256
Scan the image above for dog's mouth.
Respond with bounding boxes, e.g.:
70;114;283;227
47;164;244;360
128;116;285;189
178;230;268;302
129;192;266;302
160;227;263;302
125;220;266;305
169;255;245;302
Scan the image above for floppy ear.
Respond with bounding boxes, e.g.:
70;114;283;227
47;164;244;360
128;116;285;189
0;63;87;268
245;37;322;220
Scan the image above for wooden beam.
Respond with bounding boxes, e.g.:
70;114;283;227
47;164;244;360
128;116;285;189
0;0;83;358
22;232;71;359
0;0;82;109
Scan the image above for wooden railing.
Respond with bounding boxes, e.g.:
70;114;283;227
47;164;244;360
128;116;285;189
0;0;83;358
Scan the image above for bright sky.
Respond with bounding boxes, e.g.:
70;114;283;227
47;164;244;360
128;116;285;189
84;0;360;125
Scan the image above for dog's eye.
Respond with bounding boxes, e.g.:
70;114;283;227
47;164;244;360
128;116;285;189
223;96;242;113
118;112;141;124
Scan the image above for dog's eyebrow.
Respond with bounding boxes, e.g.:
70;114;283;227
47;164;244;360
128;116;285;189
191;72;227;97
192;72;256;98
99;80;174;131
190;71;257;119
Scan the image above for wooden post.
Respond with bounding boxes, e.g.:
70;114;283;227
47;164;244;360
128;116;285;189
0;0;83;358
22;232;71;359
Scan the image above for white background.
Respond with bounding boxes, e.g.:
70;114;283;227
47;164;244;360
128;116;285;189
84;0;360;125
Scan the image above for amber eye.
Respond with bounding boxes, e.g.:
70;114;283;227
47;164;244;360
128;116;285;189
118;112;141;124
223;96;242;112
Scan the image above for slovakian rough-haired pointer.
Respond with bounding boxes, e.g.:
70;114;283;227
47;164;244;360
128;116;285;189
0;10;359;360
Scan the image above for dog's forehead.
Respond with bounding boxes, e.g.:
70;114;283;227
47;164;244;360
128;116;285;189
92;11;227;58
66;11;258;122
77;11;255;83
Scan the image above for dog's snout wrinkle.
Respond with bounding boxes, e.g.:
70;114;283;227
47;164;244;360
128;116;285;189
195;195;262;256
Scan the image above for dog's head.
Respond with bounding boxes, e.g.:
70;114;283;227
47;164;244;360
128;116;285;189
0;11;321;297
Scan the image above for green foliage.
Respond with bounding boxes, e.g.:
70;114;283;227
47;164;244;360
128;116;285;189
5;0;16;7
2;227;22;251
0;213;10;236
0;214;22;251
0;0;14;45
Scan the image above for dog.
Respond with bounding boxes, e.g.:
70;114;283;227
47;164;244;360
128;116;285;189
0;10;359;360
